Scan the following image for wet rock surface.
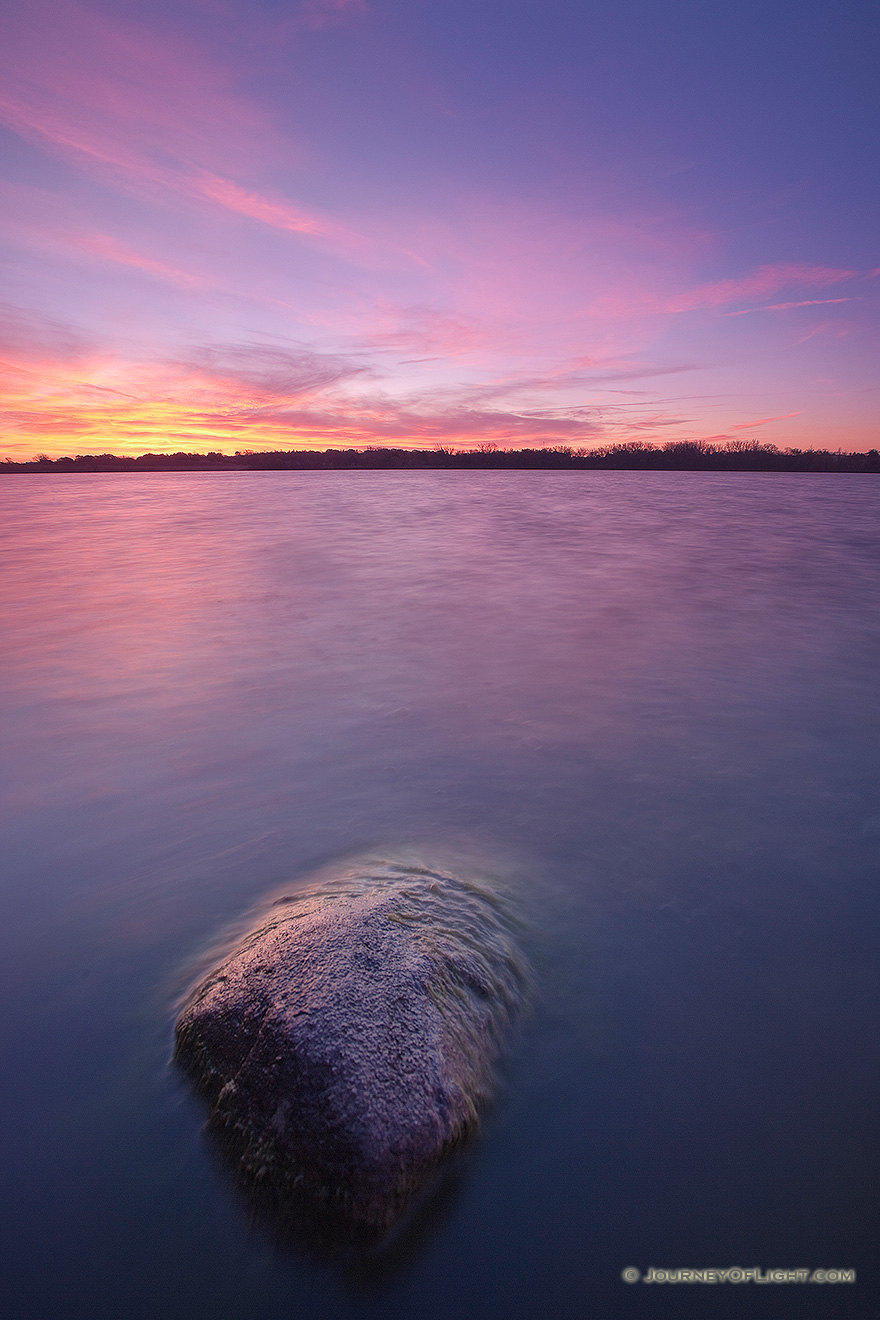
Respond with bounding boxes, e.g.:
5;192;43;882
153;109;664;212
174;861;528;1246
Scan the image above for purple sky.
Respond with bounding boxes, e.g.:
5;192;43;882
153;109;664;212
1;0;878;454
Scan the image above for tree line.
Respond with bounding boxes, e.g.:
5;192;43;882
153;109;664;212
3;440;879;473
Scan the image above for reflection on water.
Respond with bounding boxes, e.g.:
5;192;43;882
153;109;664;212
1;472;878;1319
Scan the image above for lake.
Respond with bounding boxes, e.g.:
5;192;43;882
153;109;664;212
1;471;877;1319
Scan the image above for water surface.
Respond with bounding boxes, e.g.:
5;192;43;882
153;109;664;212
1;472;877;1318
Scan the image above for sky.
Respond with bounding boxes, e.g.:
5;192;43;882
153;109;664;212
0;0;878;456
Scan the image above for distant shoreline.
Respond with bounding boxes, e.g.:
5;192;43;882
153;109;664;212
2;442;879;475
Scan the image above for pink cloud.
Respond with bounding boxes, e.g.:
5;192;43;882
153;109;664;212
667;264;856;314
69;232;209;288
0;6;874;456
192;174;367;256
195;175;326;236
3;7;809;368
725;298;854;316
350;194;715;344
790;323;843;345
365;305;498;358
0;301;92;364
0;181;218;291
581;260;865;334
0;2;362;254
0;3;277;178
0;323;709;457
731;412;804;430
0;96;363;266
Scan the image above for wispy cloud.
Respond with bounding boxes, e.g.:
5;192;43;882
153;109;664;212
69;232;209;288
667;264;856;314
0;3;273;174
0;4;876;456
0;301;93;363
0;1;358;257
192;174;367;254
0;325;705;455
194;175;326;236
725;298;854;316
731;412;803;430
173;342;366;398
366;305;498;358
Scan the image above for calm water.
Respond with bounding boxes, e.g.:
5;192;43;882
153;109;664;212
1;472;878;1319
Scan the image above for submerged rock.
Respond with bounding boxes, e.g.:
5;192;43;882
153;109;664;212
174;860;528;1244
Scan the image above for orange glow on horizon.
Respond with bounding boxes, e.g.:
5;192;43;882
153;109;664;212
2;338;876;460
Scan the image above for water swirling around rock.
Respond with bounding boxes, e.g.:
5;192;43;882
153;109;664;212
174;858;531;1255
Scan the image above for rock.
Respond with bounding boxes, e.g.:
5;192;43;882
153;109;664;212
174;860;528;1244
